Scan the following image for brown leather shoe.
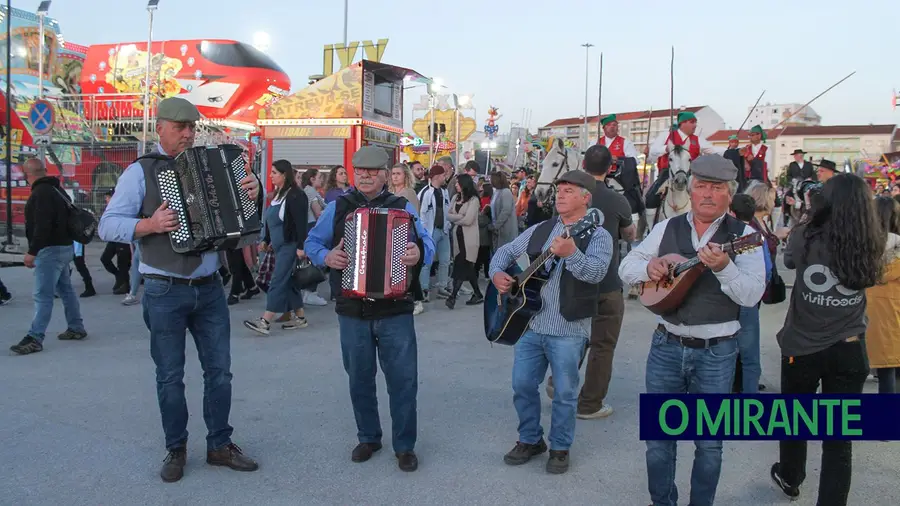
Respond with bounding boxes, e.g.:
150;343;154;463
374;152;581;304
206;443;259;472
160;448;186;483
351;442;382;463
396;451;418;472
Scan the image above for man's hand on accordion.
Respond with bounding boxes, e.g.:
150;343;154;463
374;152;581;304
399;242;420;267
150;201;180;234
240;174;260;201
325;239;350;270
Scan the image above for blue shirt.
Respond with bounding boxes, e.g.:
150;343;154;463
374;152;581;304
489;218;613;339
304;190;435;268
98;147;221;278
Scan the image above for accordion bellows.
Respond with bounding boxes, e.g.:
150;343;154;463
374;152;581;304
342;208;414;299
156;144;261;254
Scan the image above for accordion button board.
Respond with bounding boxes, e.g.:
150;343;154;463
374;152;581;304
155;144;262;254
342;208;414;300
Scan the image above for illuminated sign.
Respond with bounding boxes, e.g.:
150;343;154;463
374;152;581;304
364;127;399;145
264;126;352;138
322;39;389;77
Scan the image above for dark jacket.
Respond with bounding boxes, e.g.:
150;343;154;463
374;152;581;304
25;176;73;256
264;186;309;245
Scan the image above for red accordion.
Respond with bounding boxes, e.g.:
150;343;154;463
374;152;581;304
341;208;415;299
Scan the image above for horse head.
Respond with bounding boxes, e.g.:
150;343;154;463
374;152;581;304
536;138;579;203
667;143;692;193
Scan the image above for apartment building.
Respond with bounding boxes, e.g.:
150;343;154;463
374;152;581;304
746;103;821;128
538;106;726;152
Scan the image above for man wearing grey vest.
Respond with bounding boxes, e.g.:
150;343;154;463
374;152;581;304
618;155;766;506
99;97;261;483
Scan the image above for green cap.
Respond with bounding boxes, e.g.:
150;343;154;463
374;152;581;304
691;154;738;182
727;134;738;140
156;97;200;122
351;146;390;169
749;124;767;142
677;111;697;124
600;114;617;126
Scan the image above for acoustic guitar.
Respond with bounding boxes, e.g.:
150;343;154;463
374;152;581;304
638;232;763;315
484;209;602;346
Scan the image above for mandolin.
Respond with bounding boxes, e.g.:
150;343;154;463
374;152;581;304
638;232;763;315
484;209;602;346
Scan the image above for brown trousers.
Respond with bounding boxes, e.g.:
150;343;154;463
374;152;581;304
548;290;625;413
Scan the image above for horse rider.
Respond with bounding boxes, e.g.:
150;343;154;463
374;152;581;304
645;111;723;210
723;135;747;189
787;149;815;182
597;114;644;218
741;124;773;184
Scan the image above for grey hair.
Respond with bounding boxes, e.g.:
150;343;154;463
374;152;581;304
743;180;775;213
688;176;738;196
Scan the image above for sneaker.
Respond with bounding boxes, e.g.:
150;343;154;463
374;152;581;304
503;439;548;466
227;294;239;306
422;290;430;303
770;463;801;500
0;293;11;306
413;301;425;315
58;329;88;340
577;404;614;420
436;288;452;299
113;284;130;296
546;450;570;474
79;286;96;298
458;285;473;296
122;294;140;306
241;287;260;300
282;314;308;330
243;317;270;336
10;336;42;355
466;294;484;305
303;291;328;306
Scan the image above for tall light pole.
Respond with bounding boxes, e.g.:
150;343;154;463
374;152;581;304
580;42;594;151
4;1;12;249
141;0;159;154
36;1;50;100
343;0;348;45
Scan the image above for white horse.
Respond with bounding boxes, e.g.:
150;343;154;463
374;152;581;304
645;141;692;230
535;138;583;208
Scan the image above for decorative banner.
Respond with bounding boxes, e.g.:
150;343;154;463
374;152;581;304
263;125;352;138
266;64;363;120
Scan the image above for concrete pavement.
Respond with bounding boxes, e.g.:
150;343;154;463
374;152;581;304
0;246;896;506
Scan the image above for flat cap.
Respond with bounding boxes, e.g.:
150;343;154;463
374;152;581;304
691;154;737;183
157;97;200;122
555;170;597;191
351;146;390;169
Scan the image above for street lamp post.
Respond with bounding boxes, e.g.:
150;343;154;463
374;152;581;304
4;1;12;249
36;1;50;101
343;0;348;46
142;0;160;154
481;141;497;174
580;42;594;151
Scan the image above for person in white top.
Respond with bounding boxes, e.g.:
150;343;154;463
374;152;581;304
618;154;766;506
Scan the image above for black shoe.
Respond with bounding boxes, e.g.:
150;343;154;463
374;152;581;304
10;336;42;355
113;284;130;295
503;439;547;465
241;287;260;300
160;447;186;483
227;295;240;306
0;292;12;306
770;463;800;499
206;443;259;472
58;329;88;340
396;451;418;472
466;294;484;305
445;297;456;310
80;285;96;298
351;442;382;463
546;450;569;474
221;273;232;287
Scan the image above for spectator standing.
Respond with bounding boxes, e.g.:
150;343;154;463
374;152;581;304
72;241;96;297
300;169;328;306
324;165;350;203
99;190;132;294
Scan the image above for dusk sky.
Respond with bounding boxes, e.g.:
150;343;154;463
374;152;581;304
47;0;897;132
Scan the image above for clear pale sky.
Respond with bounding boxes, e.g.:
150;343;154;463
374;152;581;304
49;0;897;132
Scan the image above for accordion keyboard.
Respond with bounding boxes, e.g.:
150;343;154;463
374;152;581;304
157;166;192;252
229;153;257;223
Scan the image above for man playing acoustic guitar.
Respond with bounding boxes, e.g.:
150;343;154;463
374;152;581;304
618;155;766;506
489;170;613;475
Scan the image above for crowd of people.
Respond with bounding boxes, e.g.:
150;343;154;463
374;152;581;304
3;96;898;506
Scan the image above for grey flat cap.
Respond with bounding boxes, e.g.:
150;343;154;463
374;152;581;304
691;154;737;182
351;146;390;170
157;97;200;122
555;170;597;191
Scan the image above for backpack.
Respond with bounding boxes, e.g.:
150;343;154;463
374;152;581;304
53;187;98;244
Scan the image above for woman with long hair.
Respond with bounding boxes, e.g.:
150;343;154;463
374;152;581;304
771;173;885;505
299;168;328;306
390;163;420;212
324;166;350;203
475;184;493;279
446;174;484;308
864;196;900;394
244;160;310;335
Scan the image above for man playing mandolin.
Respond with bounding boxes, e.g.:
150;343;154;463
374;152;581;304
489;170;613;475
619;155;766;506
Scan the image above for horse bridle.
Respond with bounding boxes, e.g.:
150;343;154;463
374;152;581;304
535;147;572;205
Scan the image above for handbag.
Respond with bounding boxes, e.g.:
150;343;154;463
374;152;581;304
292;257;326;290
53;187;98;244
762;260;787;305
254;250;275;293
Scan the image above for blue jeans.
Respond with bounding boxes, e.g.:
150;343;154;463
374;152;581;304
28;245;85;342
142;276;234;451
512;330;588;451
735;305;761;393
129;244;142;296
337;313;418;453
645;328;738;506
420;227;450;291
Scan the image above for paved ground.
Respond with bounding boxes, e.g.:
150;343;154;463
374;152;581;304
1;244;897;506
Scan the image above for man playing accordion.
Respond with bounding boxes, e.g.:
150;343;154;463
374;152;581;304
305;146;434;473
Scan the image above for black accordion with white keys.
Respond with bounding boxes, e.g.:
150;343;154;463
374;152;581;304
155;144;261;254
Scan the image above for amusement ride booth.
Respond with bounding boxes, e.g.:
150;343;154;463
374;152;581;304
257;60;426;187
